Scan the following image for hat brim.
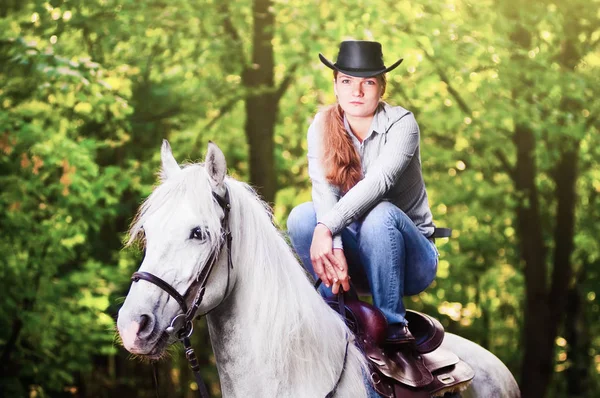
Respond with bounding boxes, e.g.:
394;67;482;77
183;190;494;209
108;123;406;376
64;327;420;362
319;53;404;78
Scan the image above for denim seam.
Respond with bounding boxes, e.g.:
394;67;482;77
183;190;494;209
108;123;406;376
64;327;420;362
385;209;401;313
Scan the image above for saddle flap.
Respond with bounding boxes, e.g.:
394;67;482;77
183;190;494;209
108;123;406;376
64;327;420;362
366;344;434;388
421;347;459;372
375;351;474;398
426;359;475;397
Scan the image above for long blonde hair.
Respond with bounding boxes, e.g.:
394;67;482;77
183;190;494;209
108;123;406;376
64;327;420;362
321;71;387;193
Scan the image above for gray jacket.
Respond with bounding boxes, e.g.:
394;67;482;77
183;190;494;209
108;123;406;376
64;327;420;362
308;102;435;248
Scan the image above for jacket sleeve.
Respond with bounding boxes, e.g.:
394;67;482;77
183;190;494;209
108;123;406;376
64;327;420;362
307;115;344;249
319;113;420;235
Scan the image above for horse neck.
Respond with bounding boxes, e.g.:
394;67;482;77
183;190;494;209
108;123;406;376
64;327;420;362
205;180;368;396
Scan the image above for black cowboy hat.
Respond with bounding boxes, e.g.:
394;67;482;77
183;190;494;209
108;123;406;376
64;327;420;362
319;41;403;78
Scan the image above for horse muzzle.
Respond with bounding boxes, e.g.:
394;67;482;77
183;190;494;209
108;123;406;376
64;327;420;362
117;310;171;356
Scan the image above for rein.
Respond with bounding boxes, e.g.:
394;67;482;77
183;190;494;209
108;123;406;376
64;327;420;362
130;187;348;397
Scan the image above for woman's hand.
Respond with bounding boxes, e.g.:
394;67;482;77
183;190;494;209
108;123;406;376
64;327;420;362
310;223;343;287
331;249;350;294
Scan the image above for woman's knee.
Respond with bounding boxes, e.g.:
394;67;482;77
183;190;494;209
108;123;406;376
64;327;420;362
360;202;405;236
287;202;317;242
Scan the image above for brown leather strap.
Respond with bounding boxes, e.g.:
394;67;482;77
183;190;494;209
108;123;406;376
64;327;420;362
182;336;211;398
132;271;188;314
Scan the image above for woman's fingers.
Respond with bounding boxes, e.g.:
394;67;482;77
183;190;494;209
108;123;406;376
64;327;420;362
340;278;351;292
334;256;345;271
315;256;349;292
332;275;350;294
327;252;344;283
309;224;336;286
311;257;327;286
330;249;350;292
332;270;350;293
312;256;332;286
332;281;340;295
321;256;338;286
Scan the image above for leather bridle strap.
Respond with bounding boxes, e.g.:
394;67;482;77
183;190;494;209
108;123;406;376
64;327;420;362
182;336;211;398
132;271;189;314
130;187;232;398
132;189;232;330
130;239;223;337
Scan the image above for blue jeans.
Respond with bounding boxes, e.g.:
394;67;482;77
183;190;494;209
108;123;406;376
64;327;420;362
287;201;438;325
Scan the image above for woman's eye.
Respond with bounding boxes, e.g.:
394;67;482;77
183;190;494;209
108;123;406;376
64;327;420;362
341;79;350;84
190;227;208;241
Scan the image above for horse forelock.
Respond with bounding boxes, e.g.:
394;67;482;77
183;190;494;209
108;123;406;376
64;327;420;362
126;163;223;251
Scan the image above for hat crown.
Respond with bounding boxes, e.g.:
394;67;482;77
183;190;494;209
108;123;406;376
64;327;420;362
319;40;403;77
335;41;385;71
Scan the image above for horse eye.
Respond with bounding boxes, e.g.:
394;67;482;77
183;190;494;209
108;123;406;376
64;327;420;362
190;227;208;241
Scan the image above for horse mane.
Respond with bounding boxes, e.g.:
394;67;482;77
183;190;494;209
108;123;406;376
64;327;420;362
224;177;368;395
126;164;223;255
125;162;368;396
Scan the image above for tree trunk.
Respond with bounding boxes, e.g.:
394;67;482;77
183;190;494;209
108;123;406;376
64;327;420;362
242;0;278;204
549;145;578;329
513;123;553;397
516;133;579;398
565;283;591;397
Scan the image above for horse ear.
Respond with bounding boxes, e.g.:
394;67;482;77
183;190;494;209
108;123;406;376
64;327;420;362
205;141;227;190
160;140;180;180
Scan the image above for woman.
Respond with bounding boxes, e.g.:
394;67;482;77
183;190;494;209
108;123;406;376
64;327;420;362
287;40;439;344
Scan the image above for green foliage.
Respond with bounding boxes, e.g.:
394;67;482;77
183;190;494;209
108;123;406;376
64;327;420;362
0;13;135;395
0;0;599;396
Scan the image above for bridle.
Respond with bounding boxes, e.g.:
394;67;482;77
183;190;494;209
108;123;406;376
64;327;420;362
131;188;232;398
129;185;348;397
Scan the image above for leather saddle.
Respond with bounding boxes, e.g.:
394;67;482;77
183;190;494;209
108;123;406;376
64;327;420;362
327;296;474;397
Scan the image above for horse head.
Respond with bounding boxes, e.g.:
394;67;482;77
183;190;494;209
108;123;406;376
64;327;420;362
117;140;235;358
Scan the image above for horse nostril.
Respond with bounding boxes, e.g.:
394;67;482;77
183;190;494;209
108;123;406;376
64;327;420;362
139;314;149;331
137;314;155;338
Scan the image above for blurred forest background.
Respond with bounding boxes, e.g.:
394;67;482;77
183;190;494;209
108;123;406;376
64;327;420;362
1;0;599;397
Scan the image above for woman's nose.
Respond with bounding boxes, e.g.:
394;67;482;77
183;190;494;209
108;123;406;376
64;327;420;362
352;83;363;97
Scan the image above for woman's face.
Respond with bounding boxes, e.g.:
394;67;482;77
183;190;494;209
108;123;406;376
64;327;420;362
334;73;383;119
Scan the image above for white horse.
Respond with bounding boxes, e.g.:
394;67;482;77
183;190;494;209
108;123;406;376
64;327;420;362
117;141;520;398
